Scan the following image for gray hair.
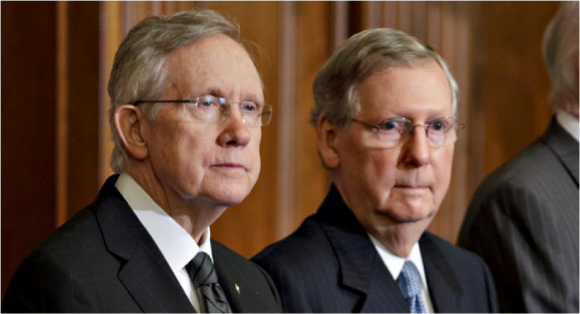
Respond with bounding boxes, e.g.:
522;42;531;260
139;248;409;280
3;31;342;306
542;1;579;112
108;9;244;173
311;28;459;127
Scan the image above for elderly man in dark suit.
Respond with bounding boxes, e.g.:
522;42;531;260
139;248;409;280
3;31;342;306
458;2;579;313
3;9;279;313
253;28;498;313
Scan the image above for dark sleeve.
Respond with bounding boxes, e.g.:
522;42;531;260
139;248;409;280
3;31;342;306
2;250;99;313
458;182;578;313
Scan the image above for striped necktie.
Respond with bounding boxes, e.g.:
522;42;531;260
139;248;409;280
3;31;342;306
186;252;231;313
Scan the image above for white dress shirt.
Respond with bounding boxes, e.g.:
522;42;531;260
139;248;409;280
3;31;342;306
369;234;434;313
556;110;579;142
115;173;212;312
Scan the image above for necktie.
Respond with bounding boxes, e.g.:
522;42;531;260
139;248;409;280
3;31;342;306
186;252;231;313
397;261;427;313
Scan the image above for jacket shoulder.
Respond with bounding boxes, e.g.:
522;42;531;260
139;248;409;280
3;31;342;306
2;206;105;312
423;232;490;267
476;139;565;195
252;216;334;271
421;233;499;312
211;240;282;313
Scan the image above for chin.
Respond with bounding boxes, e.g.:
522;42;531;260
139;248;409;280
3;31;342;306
378;204;435;224
211;198;243;207
207;186;252;206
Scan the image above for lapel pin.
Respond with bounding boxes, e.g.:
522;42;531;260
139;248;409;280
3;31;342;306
235;283;241;295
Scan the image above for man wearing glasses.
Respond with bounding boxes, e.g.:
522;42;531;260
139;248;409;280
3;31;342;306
253;28;498;313
3;10;279;313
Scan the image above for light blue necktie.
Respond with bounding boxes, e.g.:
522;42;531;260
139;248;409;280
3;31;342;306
397;261;427;313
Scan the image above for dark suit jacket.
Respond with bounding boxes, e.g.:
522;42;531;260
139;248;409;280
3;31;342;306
458;118;579;313
2;175;281;313
252;185;498;313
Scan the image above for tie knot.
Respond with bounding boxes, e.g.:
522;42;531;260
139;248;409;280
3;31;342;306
397;261;422;299
186;252;218;288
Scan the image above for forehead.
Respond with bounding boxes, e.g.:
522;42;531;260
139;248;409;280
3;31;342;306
163;34;262;98
357;61;452;118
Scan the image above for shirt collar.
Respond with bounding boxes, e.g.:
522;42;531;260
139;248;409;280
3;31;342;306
556;110;579;142
368;233;429;289
115;173;213;273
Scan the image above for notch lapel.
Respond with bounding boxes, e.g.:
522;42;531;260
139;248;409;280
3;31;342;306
94;176;195;313
420;233;464;313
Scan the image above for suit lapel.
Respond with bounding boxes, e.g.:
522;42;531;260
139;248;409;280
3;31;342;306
94;176;195;313
541;118;579;186
211;240;278;313
318;186;408;313
420;233;464;313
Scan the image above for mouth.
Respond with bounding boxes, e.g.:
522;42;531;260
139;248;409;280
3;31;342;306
211;163;246;170
394;185;430;190
392;184;432;198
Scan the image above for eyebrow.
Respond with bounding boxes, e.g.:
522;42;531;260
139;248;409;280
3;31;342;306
202;87;226;98
379;115;450;122
201;87;263;104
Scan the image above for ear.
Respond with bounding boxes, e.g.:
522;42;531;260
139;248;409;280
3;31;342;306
113;105;149;161
316;115;340;169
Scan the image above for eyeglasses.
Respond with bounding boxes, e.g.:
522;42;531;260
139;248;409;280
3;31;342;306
134;94;273;127
350;116;465;148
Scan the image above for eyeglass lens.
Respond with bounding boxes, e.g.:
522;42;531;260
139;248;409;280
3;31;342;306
185;95;272;126
359;117;461;148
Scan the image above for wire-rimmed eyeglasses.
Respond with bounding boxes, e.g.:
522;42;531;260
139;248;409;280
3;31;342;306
134;94;273;127
350;116;465;148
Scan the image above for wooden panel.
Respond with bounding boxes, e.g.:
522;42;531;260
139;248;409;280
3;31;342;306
99;1;123;184
64;2;101;220
361;1;380;28
432;1;472;243
382;2;398;29
476;2;557;177
413;2;429;40
397;2;414;34
274;1;297;239
448;2;473;240
289;1;334;235
332;2;348;48
1;1;58;299
426;1;442;48
56;1;69;226
464;2;486;211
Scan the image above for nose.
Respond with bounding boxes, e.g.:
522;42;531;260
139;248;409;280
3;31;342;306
217;105;251;147
401;125;430;168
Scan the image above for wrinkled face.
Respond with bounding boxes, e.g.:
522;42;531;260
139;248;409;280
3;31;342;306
332;61;455;232
144;34;263;206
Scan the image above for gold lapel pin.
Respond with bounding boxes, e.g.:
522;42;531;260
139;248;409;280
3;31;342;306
235;283;241;295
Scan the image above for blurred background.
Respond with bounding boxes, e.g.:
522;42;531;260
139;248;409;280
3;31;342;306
2;1;559;299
